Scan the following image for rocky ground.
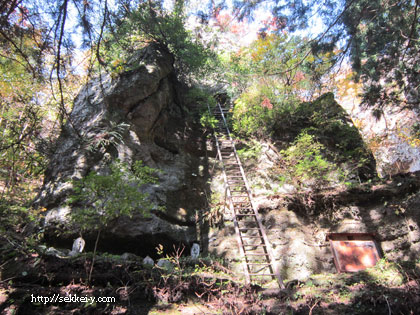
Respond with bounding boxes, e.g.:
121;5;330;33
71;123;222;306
0;239;419;314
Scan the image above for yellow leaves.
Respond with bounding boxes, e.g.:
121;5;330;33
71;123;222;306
233;98;247;115
352;118;364;130
250;33;279;62
335;66;363;105
111;58;122;68
366;136;385;154
396;127;420;148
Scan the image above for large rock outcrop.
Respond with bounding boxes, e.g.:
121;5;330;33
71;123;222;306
35;44;209;256
350;105;420;177
337;71;420;177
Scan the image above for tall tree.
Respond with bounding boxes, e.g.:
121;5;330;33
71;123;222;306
226;0;419;111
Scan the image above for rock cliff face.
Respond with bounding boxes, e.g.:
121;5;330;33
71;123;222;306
36;44;209;256
349;104;420;177
337;76;420;177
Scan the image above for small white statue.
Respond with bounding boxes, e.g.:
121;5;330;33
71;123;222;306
143;255;154;266
69;237;85;257
191;243;200;260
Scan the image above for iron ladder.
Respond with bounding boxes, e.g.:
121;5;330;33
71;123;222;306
209;102;285;289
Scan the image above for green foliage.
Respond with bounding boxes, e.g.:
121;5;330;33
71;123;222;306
236;140;262;161
100;1;215;78
364;258;405;286
234;0;420;111
228;33;336;138
68;160;159;232
232;92;374;187
185;88;216;107
67;159;161;282
0;36;47;193
0;197;46;260
342;0;420;110
412;122;420;142
0;200;41;234
200;112;218;129
232;82;286;137
87;121;130;152
185;87;219;129
281;131;334;185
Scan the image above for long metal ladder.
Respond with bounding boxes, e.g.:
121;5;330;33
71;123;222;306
210;103;285;289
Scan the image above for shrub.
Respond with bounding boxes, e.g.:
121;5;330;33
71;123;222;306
68;160;158;231
280;131;336;186
68;159;160;282
232;83;276;137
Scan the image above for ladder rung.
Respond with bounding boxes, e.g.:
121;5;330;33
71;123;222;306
239;228;260;230
247;263;271;265
241;236;262;238
243;244;267;247
236;213;255;216
245;253;269;256
248;273;275;276
238;223;258;227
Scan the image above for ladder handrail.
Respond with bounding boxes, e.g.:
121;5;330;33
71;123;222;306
208;104;250;283
210;102;285;289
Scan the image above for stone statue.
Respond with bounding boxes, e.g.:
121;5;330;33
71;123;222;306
143;255;154;266
69;237;85;257
191;243;200;260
